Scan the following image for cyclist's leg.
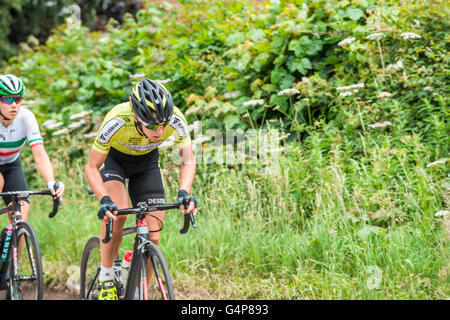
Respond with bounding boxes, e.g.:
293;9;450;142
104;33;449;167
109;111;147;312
99;179;128;268
129;166;165;289
1;158;30;259
128;166;166;246
1;157;30;215
97;157;129;299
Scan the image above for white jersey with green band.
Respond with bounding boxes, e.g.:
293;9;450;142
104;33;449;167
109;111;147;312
0;107;43;165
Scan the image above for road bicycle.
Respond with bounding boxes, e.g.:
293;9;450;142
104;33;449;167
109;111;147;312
0;186;61;300
80;197;196;300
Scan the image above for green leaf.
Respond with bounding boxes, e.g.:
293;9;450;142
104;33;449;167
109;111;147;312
253;52;271;71
270;68;288;85
288;57;312;75
247;28;266;42
224;115;240;129
226;32;245;46
346;8;364;21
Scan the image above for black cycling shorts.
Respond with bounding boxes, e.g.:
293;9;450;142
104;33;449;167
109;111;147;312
100;148;165;207
0;157;29;205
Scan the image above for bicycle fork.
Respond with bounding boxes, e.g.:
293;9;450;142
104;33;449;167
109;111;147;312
130;218;169;300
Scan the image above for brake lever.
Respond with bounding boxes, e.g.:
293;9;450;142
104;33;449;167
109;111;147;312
179;197;197;234
48;182;61;218
102;218;113;244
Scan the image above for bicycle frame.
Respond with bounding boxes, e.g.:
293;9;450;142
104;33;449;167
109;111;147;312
125;212;153;300
100;202;196;300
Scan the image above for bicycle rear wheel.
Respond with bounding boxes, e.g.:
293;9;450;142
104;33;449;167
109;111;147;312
126;242;175;300
79;236;101;300
10;222;43;300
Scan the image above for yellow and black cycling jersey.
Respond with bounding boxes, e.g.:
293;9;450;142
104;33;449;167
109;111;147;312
93;102;191;155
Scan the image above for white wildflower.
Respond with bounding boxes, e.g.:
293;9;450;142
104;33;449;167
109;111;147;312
243;99;264;107
43;120;64;130
278;133;291;141
223;91;240;99
338;37;356;47
366;33;385;40
426;160;447;168
336;83;365;91
377;92;392;98
400;32;421;40
423;86;433;91
70;110;91;120
52;128;69;136
68;119;87;129
277;88;300;96
156;79;171;84
129;73;145;79
368;121;392;129
435;210;449;217
42;119;57;127
83;132;98;139
301;77;311;85
339;91;353;97
185;106;202;115
386;60;403;71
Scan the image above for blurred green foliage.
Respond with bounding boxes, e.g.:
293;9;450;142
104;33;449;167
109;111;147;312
2;0;448;157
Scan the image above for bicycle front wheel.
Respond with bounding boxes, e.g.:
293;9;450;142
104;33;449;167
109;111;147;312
79;236;101;300
10;221;43;300
126;242;175;300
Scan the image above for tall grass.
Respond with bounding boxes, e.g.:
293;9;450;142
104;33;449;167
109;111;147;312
18;125;448;299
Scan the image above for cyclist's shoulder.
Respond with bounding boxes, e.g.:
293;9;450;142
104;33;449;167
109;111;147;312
105;102;133;120
172;106;187;119
96;103;134;144
18;106;37;119
167;106;190;139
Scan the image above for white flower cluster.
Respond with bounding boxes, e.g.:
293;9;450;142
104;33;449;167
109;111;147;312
400;32;421;40
277;88;300;96
70;110;91;120
42;119;63;130
386;60;403;71
426;159;447;168
377;92;392;98
338;37;356;47
366;33;385;40
336;83;365;91
156;79;171;84
435;210;449;217
336;82;364;97
52;128;69;136
243;99;265;107
223;91;240;99
68;119;87;129
129;73;145;79
368;121;392;129
83;132;98;139
339;91;353;97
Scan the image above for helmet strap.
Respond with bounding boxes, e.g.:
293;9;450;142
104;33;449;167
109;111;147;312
134;119;145;137
0;106;11;121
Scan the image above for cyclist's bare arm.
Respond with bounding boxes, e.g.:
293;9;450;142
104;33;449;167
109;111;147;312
178;142;197;215
85;148;117;222
31;144;64;199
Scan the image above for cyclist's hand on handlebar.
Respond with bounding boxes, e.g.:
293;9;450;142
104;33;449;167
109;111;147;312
177;189;198;216
48;181;65;200
97;195;118;223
